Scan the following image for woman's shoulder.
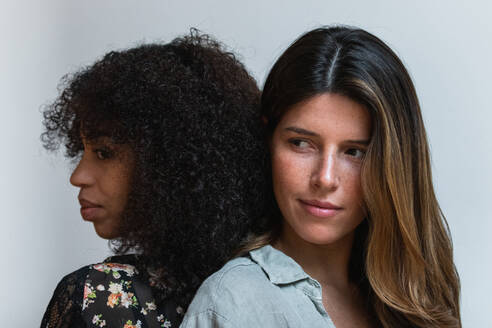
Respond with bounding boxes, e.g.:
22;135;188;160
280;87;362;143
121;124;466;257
43;255;180;328
40;263;95;328
49;255;139;306
43;257;126;303
200;255;270;295
41;256;174;328
85;256;180;327
181;254;276;327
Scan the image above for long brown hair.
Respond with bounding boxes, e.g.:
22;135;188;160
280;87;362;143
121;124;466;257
242;26;461;327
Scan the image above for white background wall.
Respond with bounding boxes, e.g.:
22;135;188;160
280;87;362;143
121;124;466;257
2;0;490;326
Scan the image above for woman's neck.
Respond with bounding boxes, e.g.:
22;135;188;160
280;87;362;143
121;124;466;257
272;223;355;290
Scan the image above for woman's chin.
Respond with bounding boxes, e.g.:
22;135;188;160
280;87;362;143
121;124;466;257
93;223;120;240
296;226;355;247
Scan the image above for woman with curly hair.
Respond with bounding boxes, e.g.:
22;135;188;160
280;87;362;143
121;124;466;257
40;31;268;328
181;26;461;328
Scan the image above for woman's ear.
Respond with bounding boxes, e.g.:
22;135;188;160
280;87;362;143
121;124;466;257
261;115;268;126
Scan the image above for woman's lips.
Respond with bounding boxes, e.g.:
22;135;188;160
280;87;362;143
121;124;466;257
79;198;102;221
80;207;102;221
299;199;342;218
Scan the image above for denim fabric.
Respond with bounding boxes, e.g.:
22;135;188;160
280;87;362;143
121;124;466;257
180;245;336;328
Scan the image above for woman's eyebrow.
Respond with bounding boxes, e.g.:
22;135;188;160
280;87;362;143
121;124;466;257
284;126;319;137
345;139;370;145
285;126;369;145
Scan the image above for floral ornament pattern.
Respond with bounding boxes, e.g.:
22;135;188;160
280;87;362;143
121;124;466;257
92;262;138;279
106;281;139;309
123;319;142;328
92;314;106;327
41;255;181;328
157;314;172;328
80;259;178;327
83;282;97;310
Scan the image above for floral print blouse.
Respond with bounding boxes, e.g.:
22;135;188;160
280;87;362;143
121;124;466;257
41;255;183;328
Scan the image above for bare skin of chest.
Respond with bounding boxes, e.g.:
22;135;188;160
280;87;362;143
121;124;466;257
321;285;373;328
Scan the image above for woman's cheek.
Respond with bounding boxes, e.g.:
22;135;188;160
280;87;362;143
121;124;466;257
339;159;364;202
273;150;309;192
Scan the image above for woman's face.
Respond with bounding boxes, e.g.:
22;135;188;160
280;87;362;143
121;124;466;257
270;93;371;247
70;137;134;239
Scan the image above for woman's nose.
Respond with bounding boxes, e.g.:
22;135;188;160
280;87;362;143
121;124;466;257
310;152;339;191
69;154;95;188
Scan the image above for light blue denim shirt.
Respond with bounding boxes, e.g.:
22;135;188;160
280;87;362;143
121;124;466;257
180;245;336;327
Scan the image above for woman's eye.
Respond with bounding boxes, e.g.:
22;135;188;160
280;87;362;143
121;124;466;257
94;148;113;160
288;139;311;149
346;148;365;159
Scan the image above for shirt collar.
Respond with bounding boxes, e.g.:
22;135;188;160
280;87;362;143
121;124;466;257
249;245;309;285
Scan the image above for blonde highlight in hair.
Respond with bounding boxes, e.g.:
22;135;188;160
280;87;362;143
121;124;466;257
254;26;461;327
357;76;460;326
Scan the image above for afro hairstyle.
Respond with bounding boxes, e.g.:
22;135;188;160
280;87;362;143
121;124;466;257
41;30;269;308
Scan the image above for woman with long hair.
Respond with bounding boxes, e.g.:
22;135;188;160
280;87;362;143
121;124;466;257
181;26;461;328
40;31;268;328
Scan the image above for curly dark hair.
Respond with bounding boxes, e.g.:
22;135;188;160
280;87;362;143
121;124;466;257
42;30;269;308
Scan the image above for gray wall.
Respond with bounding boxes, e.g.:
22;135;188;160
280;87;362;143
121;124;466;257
2;0;490;326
